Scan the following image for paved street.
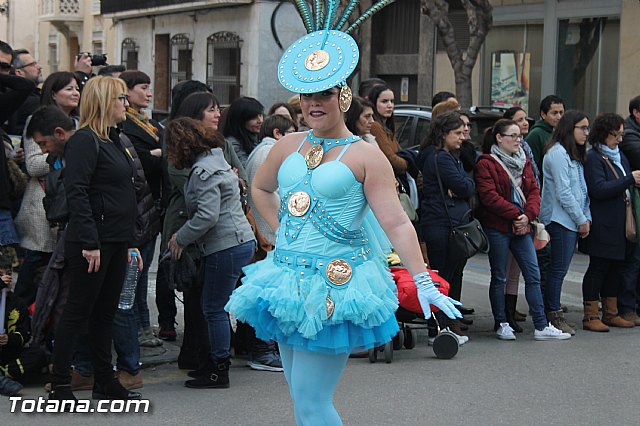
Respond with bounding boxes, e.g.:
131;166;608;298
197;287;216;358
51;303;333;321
2;252;639;425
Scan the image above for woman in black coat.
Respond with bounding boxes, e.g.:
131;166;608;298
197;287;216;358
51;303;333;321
49;76;142;402
582;113;640;332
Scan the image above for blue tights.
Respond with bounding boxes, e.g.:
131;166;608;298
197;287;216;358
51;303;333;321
279;345;350;426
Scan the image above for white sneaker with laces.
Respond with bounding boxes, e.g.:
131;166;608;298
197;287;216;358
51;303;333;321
534;323;572;341
496;322;516;340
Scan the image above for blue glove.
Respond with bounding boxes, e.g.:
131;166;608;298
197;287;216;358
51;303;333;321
413;272;462;320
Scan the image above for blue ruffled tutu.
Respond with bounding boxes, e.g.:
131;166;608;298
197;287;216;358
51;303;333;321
226;249;399;355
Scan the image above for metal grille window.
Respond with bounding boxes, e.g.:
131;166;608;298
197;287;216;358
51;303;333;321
121;38;138;70
170;34;193;90
206;31;242;105
48;43;58;73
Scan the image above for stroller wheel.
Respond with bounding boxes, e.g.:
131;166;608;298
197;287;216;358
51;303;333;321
392;329;404;350
432;331;458;359
368;348;378;363
383;341;393;363
403;326;417;349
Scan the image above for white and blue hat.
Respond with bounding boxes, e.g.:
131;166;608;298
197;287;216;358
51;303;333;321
278;0;395;96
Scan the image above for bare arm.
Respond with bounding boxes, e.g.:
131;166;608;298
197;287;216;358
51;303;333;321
360;144;425;276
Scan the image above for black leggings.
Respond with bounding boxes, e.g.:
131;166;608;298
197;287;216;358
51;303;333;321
51;241;127;385
582;255;623;301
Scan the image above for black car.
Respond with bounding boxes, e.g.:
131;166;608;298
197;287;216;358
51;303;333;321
393;105;520;152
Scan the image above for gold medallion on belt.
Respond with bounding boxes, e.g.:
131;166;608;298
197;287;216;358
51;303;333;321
287;191;311;216
325;259;352;285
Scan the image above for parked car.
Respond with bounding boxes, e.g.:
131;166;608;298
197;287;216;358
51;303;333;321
393;104;529;152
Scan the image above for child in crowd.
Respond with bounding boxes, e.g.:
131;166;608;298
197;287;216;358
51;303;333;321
0;250;46;396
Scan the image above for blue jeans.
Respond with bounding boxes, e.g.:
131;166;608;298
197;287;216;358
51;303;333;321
133;239;157;329
202;241;255;361
112;307;140;374
72;335;93;377
15;249;50;306
546;222;579;312
486;229;547;329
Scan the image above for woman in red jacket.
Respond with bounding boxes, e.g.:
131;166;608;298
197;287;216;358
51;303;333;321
475;119;570;341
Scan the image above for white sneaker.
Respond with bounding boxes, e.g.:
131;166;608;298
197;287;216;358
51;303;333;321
534;323;572;341
427;330;469;346
496;322;516;340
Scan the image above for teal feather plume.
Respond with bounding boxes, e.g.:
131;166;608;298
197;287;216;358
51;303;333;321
345;0;395;34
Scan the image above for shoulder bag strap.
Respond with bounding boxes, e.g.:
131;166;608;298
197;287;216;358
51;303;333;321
601;155;629;202
434;151;454;229
491;154;526;206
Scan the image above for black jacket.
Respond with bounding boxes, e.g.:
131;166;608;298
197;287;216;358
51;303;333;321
620;115;640;170
121;117;164;203
64;127;136;249
0;74;35;127
583;149;635;260
119;133;161;247
0;291;30;362
7;87;40;136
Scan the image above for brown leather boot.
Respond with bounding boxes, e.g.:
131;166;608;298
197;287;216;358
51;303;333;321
620;311;640;326
445;319;466;336
71;369;94;391
582;301;609;332
546;310;576;335
117;370;143;390
601;297;635;328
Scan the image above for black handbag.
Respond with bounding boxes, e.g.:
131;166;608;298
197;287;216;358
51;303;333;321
434;152;489;261
42;167;68;225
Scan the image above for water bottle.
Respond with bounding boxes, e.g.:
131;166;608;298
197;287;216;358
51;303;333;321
118;251;139;310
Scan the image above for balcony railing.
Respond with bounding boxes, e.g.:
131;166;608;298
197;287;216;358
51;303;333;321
101;0;251;16
39;0;83;21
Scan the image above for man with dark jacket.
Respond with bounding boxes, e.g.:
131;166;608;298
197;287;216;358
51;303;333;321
527;95;565;175
618;95;640;320
8;49;43;136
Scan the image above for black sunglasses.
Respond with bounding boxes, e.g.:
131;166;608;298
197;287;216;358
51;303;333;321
0;62;11;70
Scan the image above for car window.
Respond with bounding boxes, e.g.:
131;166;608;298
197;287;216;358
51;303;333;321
414;117;431;150
394;115;413;150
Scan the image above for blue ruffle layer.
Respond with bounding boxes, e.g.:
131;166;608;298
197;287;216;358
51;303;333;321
226;251;399;355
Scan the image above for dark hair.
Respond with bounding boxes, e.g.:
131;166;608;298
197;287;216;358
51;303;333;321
267;102;298;125
420;110;464;151
431;91;456;108
539;95;565;115
503;106;525;120
222;96;264;154
119;70;150;88
358;77;386;99
628;95;640;116
481;119;517;154
0;249;11;272
368;84;395;133
26;106;75;138
165;117;225;169
344;96;374;136
169;80;212;119
589;112;624;154
259;114;297;140
98;64;126;76
40;71;80;113
0;40;13;61
11;49;30;68
175;92;220;121
546;110;588;162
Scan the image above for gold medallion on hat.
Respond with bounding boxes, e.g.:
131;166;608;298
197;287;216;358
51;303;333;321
287;191;311;216
305;144;324;169
339;86;353;112
305;50;330;71
326;294;335;318
326;259;352;285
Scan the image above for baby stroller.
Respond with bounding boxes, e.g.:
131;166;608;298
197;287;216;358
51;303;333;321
368;267;459;362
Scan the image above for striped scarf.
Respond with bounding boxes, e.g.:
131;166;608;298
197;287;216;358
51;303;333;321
125;107;159;142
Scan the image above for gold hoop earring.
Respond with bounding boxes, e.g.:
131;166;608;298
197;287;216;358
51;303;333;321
339;86;352;113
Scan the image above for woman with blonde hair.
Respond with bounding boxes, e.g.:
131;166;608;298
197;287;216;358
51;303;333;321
49;76;142;402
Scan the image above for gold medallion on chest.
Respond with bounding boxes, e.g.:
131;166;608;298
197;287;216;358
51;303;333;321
305;144;324;169
325;259;352;286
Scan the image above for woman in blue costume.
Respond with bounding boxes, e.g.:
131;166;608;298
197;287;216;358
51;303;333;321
226;1;462;424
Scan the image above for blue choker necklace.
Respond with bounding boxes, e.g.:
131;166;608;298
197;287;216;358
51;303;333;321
305;131;361;169
307;131;361;149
